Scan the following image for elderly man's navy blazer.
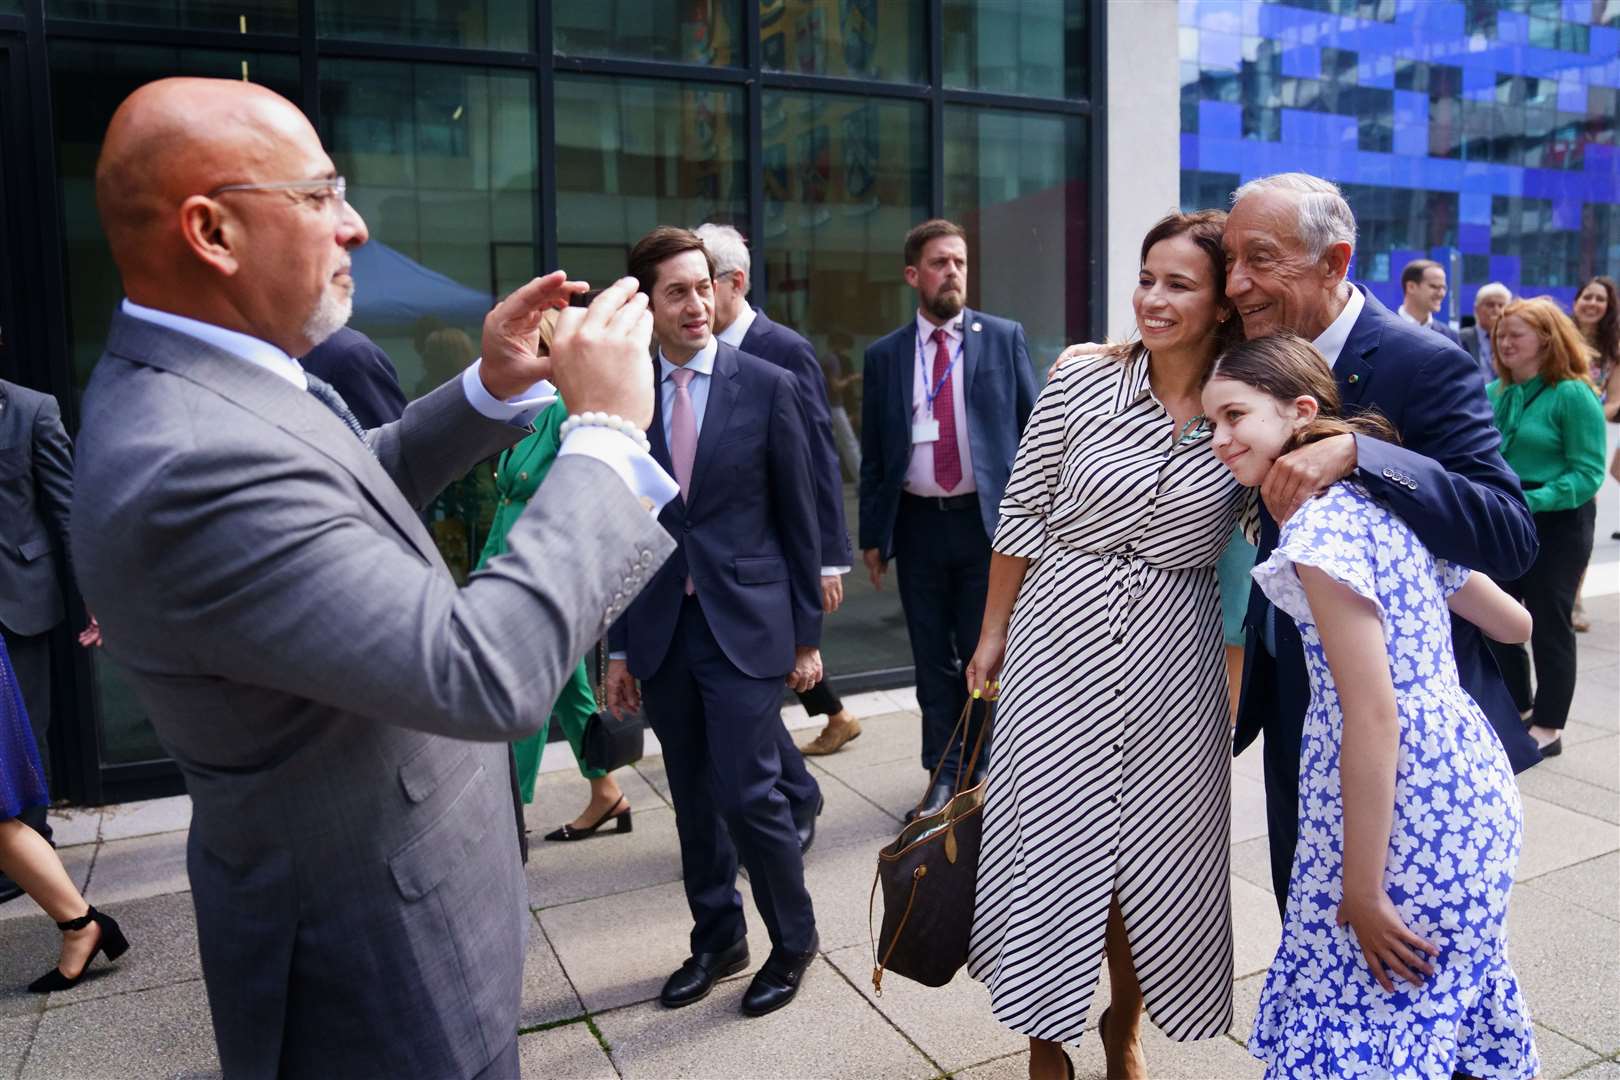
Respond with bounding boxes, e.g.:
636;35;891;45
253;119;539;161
1235;286;1541;796
857;308;1037;557
611;342;822;680
739;308;852;566
300;327;409;427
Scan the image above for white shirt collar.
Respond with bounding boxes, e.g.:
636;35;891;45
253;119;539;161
916;309;964;344
1312;285;1365;369
716;305;757;349
658;335;718;380
1397;304;1432;328
120;298;308;390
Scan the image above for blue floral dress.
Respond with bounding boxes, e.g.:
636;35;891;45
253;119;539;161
1248;482;1538;1080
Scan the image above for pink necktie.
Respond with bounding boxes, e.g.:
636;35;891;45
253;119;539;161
669;367;698;595
931;328;963;492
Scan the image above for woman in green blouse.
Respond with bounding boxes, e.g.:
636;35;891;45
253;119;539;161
474;313;631;841
1485;297;1608;758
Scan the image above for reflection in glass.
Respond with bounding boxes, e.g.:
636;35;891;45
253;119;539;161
46;0;295;34
321;59;537;581
944;106;1087;373
317;0;531;51
48;42;301;765
554;0;740;66
942;0;1087;98
554;74;746;287
761;89;927;680
760;0;925;83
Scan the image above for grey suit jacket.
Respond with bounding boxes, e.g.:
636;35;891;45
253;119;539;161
0;380;74;637
71;312;674;1079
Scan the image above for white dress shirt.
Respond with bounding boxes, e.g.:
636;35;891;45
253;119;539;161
1397;303;1435;329
119;299;677;511
905;309;977;496
1312;285;1365;369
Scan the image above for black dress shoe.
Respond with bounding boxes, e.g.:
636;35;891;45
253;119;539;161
0;877;23;906
28;907;130;993
795;792;825;856
904;776;955;823
741;934;818;1017
659;938;749;1009
544;797;632;842
1539;736;1562;758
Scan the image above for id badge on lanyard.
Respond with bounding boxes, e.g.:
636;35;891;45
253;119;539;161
913;330;960;444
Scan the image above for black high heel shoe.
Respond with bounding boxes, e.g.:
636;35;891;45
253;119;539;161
544;797;632;842
28;906;129;993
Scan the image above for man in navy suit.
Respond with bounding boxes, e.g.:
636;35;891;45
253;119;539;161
606;227;822;1017
299;326;409;427
1397;258;1462;347
857;219;1038;820
1223;173;1540;915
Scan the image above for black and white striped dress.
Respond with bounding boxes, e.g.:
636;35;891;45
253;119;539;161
967;352;1247;1045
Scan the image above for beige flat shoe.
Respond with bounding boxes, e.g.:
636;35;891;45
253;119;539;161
799;719;862;756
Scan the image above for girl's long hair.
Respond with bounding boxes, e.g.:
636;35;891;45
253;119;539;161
1209;333;1398;454
1494;296;1597;386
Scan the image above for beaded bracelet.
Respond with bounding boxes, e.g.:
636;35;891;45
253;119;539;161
558;411;652;454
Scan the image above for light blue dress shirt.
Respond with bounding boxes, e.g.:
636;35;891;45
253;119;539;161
657;337;718;446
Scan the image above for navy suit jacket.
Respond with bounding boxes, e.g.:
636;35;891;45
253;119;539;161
739;308;853;566
1458;325;1496;383
610;342;822;680
857;308;1038;558
300;327;409;428
1233;286;1542;773
0;380;74;637
1428;318;1463;347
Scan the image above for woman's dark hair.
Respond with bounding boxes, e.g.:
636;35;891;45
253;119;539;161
1111;209;1243;365
1575;275;1618;370
1210;333;1398;453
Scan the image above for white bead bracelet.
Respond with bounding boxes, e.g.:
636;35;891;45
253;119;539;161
558;411;652;454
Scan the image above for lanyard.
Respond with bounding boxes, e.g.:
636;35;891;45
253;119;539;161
916;327;963;416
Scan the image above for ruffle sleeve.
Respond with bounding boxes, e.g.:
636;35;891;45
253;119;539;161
1249;483;1387;635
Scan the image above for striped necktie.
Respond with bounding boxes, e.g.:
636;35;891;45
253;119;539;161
305;372;373;454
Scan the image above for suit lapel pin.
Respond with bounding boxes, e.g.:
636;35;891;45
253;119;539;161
1348;373;1360;384
971;321;982;332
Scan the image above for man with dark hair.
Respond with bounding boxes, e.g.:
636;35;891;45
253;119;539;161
1398;258;1461;345
857;218;1038;820
607;225;824;1017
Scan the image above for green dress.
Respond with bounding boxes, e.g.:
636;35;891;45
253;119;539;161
475;398;605;802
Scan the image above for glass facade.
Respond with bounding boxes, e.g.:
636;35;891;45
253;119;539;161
1178;0;1620;315
0;0;1098;799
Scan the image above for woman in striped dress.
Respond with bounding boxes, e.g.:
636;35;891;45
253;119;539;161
965;210;1248;1080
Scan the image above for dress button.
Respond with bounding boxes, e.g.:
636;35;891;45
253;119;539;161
519;471;529;481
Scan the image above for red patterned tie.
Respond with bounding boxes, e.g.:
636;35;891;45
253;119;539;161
931;328;962;492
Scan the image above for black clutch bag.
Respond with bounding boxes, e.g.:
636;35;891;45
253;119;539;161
581;641;645;773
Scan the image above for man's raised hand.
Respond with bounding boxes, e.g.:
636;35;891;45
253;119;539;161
549;277;657;430
480;270;588;400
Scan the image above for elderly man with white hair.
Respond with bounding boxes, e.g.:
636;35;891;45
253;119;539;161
1461;281;1512;379
1220;172;1541;919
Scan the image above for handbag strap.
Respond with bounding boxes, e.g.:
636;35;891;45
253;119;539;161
593;640;607;712
909;698;993;817
868;863;927;997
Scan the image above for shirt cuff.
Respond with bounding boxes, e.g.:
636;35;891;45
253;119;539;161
461;360;557;427
608;651;628;661
820;566;852;576
557;426;680;513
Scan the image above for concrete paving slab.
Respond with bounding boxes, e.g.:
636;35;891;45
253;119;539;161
1521;853;1619;924
45;892;200;1009
800;774;902;858
1533;1021;1607;1079
516;1019;615;1079
1230;875;1282;979
522;912;585;1029
1231;735;1266;782
20;979;218;1080
0;846;92;924
1516;767;1620;826
802;838;894;952
1507;888;1620;1054
97;795;192;842
835;754;932;821
1516;795;1620;882
954;1051;1029;1078
1229;836;1275;897
0;918;61;1019
527;763;666;827
1570;1060;1620;1079
1230;771;1269;844
799;711;921;777
525;805;683;910
840;689;907;719
46;807;100;849
1543;735;1620;792
595;956;937;1079
540;879;769;1014
83;831;190;906
0;1011;40;1077
1560;720;1613;748
1230;971;1264;1040
631;759;673;806
823;944;1024;1072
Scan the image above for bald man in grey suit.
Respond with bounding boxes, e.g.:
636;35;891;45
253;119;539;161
72;78;675;1079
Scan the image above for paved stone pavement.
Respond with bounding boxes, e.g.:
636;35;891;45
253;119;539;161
1;610;1616;1078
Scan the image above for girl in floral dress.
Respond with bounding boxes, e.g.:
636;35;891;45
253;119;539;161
1202;334;1541;1080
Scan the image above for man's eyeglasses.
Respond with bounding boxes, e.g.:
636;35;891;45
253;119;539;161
207;176;347;208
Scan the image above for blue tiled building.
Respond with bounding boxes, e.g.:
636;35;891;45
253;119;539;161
1179;0;1620;317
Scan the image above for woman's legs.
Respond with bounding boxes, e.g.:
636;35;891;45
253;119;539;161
0;818;100;977
1520;504;1595;742
551;661;627;828
1101;893;1147;1080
